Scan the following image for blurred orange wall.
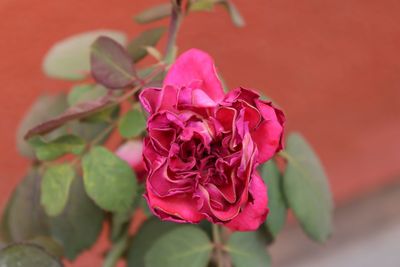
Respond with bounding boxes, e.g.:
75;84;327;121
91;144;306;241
1;0;400;256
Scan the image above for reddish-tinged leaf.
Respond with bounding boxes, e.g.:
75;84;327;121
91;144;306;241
90;36;136;89
24;94;113;140
42;30;127;81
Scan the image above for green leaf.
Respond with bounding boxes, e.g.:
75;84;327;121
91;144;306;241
41;164;75;217
29;135;85;161
0;243;63;267
226;231;271;267
68;84;94;106
189;0;215;12
82;146;137;213
261;160;287;237
27;236;64;258
134;3;172;24
145;226;212;267
127;218;179;267
7;169;50;242
138;196;153;218
0;193;14;243
90;36;136;89
69;121;110;143
144;46;163;61
43;30;126;81
218;0;245;27
49;176;104;260
17;94;68;159
118;109;146;138
83;106;119;123
282;133;333;242
128;27;166;62
67;84;107;106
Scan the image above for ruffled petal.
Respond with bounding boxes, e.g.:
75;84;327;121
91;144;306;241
164;49;224;102
225;172;269;231
251;100;285;163
145;186;205;223
215;106;236;132
139;87;162;114
147;161;194;197
223;87;259;105
196;185;241;222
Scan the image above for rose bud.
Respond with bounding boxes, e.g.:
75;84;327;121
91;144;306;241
116;140;147;182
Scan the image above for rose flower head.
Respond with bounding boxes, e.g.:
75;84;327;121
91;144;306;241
139;49;285;231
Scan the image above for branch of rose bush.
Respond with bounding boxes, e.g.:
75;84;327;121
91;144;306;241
164;0;183;60
23;64;166;140
103;233;129;267
36;119;117;176
212;224;225;267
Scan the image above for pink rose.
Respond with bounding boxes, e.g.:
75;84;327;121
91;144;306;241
116;140;146;182
139;49;285;231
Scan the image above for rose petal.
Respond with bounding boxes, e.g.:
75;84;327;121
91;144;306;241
225;172;269;231
215;106;236;132
147;162;194;197
224;87;259;105
145;186;204;223
240;101;261;130
164;49;224;102
177;87;217;109
159;85;179;111
255;99;286;151
139;87;162;114
251;121;283;163
196;185;241;222
143;137;166;171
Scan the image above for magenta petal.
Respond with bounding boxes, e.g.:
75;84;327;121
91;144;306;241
177;87;217;108
251;120;283;163
143;137;166;171
191;89;217;107
145;185;205;223
139;87;162;114
215;107;236;132
197;185;241;222
225;172;269;231
241;102;261;130
159;85;178;111
224;87;259;104
255;99;279;122
164;49;224;102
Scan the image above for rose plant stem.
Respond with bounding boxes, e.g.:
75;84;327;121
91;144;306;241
212;224;225;267
164;0;183;60
102;233;129;267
